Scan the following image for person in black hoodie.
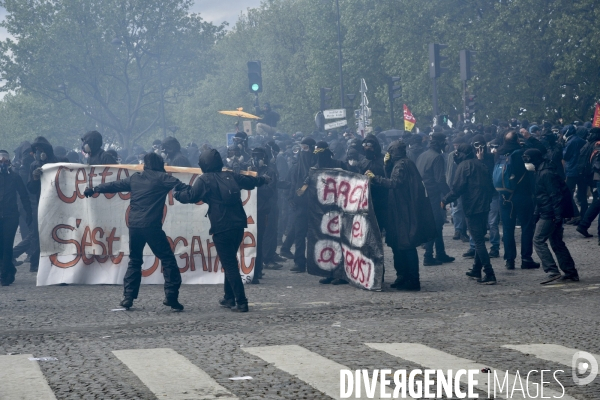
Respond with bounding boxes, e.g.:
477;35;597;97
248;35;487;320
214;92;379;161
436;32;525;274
359;134;387;232
288;137;317;273
0;150;32;286
248;147;278;283
161;137;191;167
12;142;34;260
495;131;539;270
368;141;436;291
523;149;579;284
84;152;187;311
174;149;270;312
81;131;117;165
21;137;61;272
442;144;497;284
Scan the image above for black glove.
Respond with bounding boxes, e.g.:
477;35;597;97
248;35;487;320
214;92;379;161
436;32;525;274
32;167;43;180
259;175;272;186
26;214;33;227
83;188;95;198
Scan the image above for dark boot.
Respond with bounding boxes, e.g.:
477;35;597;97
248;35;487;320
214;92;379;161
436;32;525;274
462;249;475;258
319;277;334;284
163;298;184;311
576;226;593;238
331;278;348;285
452;231;461;240
489;248;500;258
120;297;133;309
505;259;515;270
521;259;540;269
279;248;294;259
477;265;496;285
219;298;236;308
465;267;482;280
231;303;249;312
290;264;306;273
436;254;455;263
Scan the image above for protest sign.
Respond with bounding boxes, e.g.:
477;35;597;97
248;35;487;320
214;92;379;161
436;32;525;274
306;169;384;290
36;164;256;286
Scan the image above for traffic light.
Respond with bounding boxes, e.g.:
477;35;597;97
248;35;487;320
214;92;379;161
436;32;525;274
320;87;332;111
466;94;477;114
429;43;449;78
460;50;477;81
247;61;262;93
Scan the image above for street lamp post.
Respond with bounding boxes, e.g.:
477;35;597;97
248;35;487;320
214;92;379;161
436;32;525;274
335;0;344;108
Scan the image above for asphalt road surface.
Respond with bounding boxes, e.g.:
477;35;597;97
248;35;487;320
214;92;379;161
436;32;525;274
0;223;599;399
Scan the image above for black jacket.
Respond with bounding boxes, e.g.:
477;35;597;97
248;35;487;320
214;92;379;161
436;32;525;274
253;164;276;214
162;137;191;167
0;168;32;220
415;148;450;198
83;131;117;165
495;142;531;196
94;169;186;228
174;149;266;235
372;156;436;250
443;158;495;217
532;161;574;220
27;137;61;197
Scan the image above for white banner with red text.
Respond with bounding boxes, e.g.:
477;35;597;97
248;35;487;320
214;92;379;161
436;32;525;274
36;163;257;286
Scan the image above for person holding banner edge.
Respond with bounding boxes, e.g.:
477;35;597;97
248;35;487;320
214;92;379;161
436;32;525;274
84;152;187;311
174;148;271;313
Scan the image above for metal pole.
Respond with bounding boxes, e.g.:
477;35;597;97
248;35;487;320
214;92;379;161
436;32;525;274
335;0;344;108
431;77;439;121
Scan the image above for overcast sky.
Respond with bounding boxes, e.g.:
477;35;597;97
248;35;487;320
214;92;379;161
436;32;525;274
0;0;263;40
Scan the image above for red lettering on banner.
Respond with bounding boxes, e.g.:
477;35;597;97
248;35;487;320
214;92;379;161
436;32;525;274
55;167;77;204
117;168;131;200
142;257;160;277
80;226;95;265
338;180;350;208
168;236;189;273
342;247;373;288
75;168;87;199
239;232;255;275
189;236;206;272
206;239;221;273
107;228;124;264
318;247;337;266
100;167;115;199
352;221;362;238
323;177;337;203
327;215;340;235
92;227;109;263
49;224;81;267
242;189;251;206
349;184;364;206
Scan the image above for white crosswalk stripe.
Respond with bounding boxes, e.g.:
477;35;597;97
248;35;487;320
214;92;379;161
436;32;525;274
366;343;578;400
503;343;600;368
243;344;384;399
112;348;237;400
0;354;56;400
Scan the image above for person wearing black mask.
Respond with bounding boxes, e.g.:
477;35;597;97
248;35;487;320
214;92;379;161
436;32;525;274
174;149;270;312
20;137;60;272
288;137;317;273
359;134;387;232
540;131;564;179
314;141;345;169
495;131;539;270
367;141;436;290
249;147;278;283
416;131;455;266
84;152;187;311
523;149;579;284
160;137;191;167
345;148;361;173
81;131;117;165
442;144;497;284
11;142;34;266
0;150;32;286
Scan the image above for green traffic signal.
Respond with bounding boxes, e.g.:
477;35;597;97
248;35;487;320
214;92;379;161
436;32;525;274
252;83;260;92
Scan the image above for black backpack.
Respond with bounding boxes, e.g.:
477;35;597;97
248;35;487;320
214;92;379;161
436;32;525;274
201;171;241;205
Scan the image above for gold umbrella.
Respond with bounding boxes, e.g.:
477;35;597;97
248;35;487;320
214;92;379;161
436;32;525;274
218;108;261;120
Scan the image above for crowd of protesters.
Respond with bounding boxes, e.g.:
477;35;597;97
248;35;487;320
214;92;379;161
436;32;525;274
1;114;598;312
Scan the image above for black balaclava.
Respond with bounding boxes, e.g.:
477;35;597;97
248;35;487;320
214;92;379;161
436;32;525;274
314;141;335;168
0;150;10;174
385;141;407;177
454;143;475;164
429;133;447;152
143;152;166;172
251;147;268;170
362;134;382;160
523;149;544;170
198;149;224;173
81;131;103;155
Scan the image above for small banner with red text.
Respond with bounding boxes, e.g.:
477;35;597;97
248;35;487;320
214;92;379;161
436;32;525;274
306;169;384;290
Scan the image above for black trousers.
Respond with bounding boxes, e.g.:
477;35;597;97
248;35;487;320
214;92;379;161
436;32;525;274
566;176;588;217
213;229;247;305
391;247;420;288
579;181;600;236
126;227;182;300
255;210;268;278
292;206;309;268
13;202;39;269
466;212;493;273
0;217;20;284
263;202;278;263
424;194;447;259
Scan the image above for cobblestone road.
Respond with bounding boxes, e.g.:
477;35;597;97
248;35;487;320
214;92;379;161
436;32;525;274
0;223;599;399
